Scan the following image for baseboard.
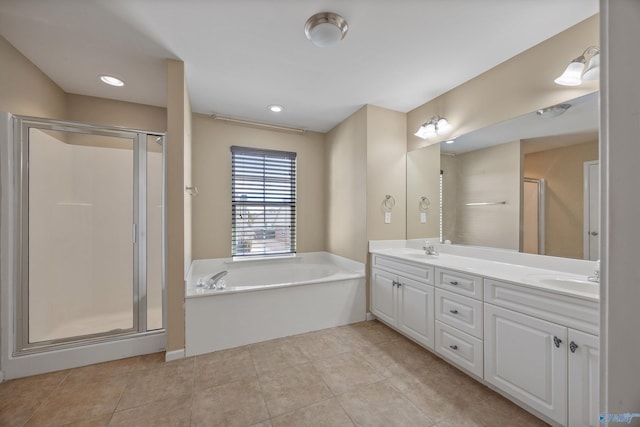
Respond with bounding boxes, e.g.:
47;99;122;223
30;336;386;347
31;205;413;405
366;312;376;321
165;348;185;362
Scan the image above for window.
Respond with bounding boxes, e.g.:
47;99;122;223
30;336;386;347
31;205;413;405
231;146;296;257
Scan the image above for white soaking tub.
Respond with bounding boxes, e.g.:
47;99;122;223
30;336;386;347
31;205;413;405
184;252;366;356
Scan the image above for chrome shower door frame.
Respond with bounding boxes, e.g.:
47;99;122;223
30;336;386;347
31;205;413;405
12;115;165;355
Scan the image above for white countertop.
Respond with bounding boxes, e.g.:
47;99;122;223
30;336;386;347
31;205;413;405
370;247;599;302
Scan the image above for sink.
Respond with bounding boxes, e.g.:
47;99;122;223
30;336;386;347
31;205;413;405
525;274;598;292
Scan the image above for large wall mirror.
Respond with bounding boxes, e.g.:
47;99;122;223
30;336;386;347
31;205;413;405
407;91;599;261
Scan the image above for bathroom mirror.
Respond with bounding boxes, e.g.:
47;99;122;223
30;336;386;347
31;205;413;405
407;91;599;260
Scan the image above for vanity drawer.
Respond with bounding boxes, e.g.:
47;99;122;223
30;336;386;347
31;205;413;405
435;320;483;379
435;289;483;339
484;279;599;335
435;268;483;300
372;255;434;284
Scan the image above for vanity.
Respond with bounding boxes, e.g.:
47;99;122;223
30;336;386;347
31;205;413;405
369;244;599;427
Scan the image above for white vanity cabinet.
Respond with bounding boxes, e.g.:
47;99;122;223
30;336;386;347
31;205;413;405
484;279;600;427
370;255;435;349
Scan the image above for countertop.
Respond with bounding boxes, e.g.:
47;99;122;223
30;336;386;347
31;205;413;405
370;247;599;302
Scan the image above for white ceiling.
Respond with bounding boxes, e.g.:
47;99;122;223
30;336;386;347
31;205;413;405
0;0;598;132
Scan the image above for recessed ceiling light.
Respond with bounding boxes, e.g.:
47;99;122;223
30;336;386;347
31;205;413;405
268;104;284;113
99;75;125;87
445;139;455;144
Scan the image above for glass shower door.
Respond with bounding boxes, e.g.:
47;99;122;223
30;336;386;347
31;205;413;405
26;127;136;344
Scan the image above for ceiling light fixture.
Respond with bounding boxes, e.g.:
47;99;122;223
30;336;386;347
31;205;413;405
554;46;599;86
99;75;125;87
414;116;452;139
445;139;455;144
536;103;572;118
267;104;284;113
304;12;348;48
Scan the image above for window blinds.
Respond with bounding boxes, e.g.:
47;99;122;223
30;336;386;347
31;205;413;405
231;146;297;257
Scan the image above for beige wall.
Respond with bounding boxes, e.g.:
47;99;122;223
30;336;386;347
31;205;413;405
524;140;598;258
453;141;522;250
325;107;368;263
407;15;599;153
0;35;66;119
66;94;166;131
165;59;188;352
366;105;407;241
191;115;326;259
407;144;441;239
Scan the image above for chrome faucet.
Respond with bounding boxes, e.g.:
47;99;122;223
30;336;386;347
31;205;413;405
588;260;600;283
203;270;228;289
422;241;439;256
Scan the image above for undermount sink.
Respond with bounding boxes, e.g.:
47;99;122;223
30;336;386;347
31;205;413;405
525;274;598;292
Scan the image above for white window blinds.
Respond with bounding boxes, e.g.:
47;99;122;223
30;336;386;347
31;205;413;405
231;146;297;257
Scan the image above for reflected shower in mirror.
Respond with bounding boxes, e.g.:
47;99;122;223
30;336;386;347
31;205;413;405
408;91;599;260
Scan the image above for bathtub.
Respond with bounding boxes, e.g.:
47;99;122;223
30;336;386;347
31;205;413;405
184;252;366;356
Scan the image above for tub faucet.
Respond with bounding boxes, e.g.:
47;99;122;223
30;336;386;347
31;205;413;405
205;271;228;289
422;241;439;256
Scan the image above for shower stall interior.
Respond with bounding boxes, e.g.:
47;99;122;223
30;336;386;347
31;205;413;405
0;113;166;379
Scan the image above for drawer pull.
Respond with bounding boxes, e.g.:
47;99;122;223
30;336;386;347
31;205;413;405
449;345;458;350
449;281;459;286
569;341;578;353
397;282;402;287
449;309;459;314
392;280;397;287
554;336;562;348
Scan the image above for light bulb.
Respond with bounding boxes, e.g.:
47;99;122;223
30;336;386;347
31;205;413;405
436;118;451;135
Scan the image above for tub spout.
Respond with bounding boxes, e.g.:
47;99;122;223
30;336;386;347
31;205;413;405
206;271;228;289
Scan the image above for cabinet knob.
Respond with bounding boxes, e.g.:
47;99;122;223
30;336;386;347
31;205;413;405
590;231;599;236
397;282;402;287
392;280;397;287
569;341;578;353
449;345;458;350
449;281;459;286
449;309;459;314
553;336;562;348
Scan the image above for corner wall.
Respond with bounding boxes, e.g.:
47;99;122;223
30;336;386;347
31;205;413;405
0;35;66;119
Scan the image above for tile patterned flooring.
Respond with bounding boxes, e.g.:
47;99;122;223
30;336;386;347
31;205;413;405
0;320;550;426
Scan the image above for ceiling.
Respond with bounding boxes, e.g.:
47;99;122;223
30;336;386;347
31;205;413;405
0;0;598;132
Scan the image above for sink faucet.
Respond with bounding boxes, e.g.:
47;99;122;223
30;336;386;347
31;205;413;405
588;260;600;283
422;241;439;256
203;270;228;289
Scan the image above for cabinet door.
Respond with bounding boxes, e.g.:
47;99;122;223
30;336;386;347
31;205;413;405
485;304;567;425
568;329;599;427
371;268;397;326
398;277;434;349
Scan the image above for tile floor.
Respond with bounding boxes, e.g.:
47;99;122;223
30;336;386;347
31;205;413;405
0;320;549;427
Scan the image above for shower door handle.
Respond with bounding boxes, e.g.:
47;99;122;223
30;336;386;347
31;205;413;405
132;223;138;243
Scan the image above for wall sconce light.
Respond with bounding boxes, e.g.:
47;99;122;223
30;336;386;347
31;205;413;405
554;46;600;86
414;116;452;139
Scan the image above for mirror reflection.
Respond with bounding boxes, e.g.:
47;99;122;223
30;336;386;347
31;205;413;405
408;91;599;260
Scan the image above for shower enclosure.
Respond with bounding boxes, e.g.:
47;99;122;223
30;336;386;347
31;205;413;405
1;114;165;379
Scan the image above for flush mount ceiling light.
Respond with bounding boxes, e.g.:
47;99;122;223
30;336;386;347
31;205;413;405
414;116;452;139
99;75;125;87
536;103;572;118
304;12;348;48
554;46;600;86
267;104;284;113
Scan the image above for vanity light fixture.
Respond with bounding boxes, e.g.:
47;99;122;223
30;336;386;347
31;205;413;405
99;75;125;87
305;12;348;47
267;104;284;113
536;103;571;118
554;46;600;86
414;116;452;139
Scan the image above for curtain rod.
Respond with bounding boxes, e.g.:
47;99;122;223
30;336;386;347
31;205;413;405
210;115;306;134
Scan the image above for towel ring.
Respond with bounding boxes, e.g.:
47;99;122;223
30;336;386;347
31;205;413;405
383;195;396;210
419;196;431;212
